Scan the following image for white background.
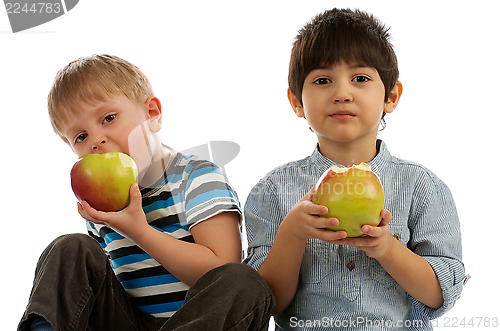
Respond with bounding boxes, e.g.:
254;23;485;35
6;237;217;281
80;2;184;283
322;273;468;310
1;1;498;330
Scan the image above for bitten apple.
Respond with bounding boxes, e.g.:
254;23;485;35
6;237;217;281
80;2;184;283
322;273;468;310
312;163;384;237
71;152;139;212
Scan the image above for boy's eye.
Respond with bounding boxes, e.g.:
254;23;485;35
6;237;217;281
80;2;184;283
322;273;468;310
352;76;370;83
75;133;87;144
314;77;331;85
103;114;115;124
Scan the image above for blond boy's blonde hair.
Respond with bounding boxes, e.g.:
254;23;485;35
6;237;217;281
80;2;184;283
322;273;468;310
48;54;154;144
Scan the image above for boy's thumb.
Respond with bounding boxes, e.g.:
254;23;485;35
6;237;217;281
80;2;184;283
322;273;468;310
130;183;142;201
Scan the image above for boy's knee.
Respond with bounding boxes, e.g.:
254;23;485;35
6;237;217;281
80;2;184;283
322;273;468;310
210;263;273;298
215;262;260;280
186;262;274;310
213;263;276;319
48;233;101;255
38;233;107;272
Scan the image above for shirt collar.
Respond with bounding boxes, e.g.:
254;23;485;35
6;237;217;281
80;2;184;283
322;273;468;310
310;139;390;175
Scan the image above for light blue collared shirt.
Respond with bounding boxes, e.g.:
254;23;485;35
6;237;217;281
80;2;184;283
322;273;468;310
244;140;467;330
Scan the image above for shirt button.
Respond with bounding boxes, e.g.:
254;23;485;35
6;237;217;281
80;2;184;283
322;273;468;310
346;261;355;270
463;274;471;285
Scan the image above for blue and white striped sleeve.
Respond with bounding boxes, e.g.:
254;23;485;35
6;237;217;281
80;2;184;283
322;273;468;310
184;160;241;229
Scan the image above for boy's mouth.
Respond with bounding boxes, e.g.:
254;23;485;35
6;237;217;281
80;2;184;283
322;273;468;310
330;110;355;119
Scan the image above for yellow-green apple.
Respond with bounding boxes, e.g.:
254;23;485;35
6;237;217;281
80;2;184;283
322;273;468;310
71;152;139;212
312;163;384;237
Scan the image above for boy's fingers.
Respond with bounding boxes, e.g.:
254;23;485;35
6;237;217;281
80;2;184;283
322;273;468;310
310;216;338;229
361;224;387;238
77;202;90;221
320;229;347;242
313;204;328;216
356;210;391;238
303;201;328;216
361;225;378;237
78;201;97;223
79;200;107;224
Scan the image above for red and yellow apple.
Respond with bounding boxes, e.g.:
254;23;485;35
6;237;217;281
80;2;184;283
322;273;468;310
312;163;384;237
70;152;139;212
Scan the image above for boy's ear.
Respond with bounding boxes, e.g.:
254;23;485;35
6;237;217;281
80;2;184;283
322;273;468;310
145;96;162;133
384;81;403;114
146;96;162;122
287;89;304;118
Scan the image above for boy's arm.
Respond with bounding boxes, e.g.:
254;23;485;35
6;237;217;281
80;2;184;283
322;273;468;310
256;191;346;315
258;221;307;315
79;183;242;286
344;174;466;312
132;210;242;286
377;238;444;309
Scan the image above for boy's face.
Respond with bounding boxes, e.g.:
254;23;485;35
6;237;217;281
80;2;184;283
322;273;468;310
290;61;401;147
61;94;157;159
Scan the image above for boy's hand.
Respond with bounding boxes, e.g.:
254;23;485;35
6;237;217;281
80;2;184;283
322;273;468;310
77;183;149;241
281;188;348;243
339;209;394;260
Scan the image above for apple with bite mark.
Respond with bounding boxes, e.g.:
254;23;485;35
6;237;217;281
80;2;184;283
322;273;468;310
312;163;384;237
71;152;139;212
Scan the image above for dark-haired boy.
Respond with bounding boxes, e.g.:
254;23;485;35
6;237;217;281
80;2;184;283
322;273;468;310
244;8;467;330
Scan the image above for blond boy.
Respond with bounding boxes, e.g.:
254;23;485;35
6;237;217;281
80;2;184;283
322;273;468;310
19;55;274;331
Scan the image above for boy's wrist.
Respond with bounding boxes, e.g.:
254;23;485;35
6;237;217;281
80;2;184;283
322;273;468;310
128;220;154;246
280;215;309;243
374;236;400;264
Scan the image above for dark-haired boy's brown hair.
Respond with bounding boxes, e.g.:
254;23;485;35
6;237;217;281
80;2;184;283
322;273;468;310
288;8;399;118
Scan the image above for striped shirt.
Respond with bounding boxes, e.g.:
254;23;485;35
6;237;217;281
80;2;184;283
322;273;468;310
244;140;467;331
87;152;241;317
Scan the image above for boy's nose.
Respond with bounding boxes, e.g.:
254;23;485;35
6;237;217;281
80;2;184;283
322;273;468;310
333;90;353;103
334;96;352;103
92;138;107;151
332;83;353;103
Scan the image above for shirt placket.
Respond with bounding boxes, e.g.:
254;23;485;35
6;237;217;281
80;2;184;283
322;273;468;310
338;247;361;302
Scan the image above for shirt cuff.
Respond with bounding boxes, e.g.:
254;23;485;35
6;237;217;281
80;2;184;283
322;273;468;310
417;256;469;319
